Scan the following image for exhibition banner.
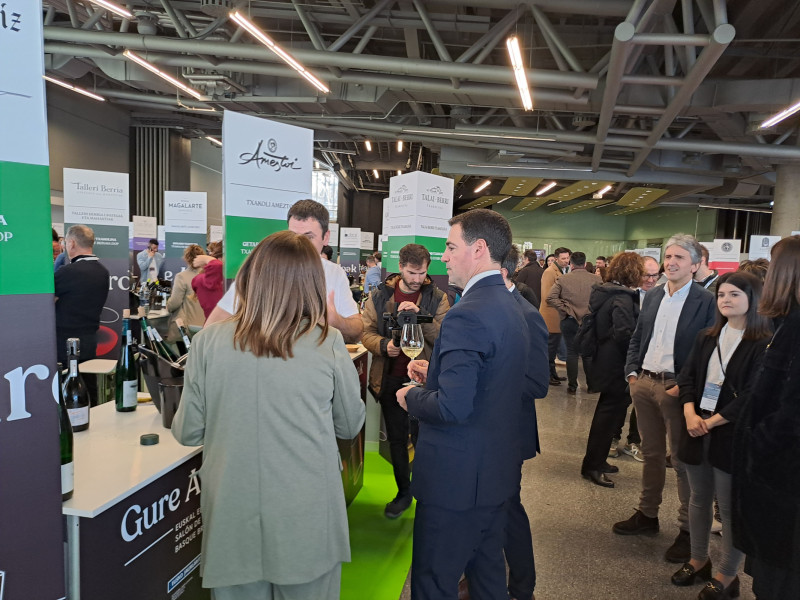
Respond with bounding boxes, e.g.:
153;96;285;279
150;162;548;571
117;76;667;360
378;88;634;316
222;110;312;278
132;215;157;252
749;235;780;260
164;191;207;279
0;2;67;598
209;225;223;243
384;172;453;274
360;231;375;266
339;227;361;278
709;238;741;275
64;168;130;360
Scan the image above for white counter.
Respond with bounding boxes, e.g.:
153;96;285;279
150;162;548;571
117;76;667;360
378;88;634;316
62;402;200;518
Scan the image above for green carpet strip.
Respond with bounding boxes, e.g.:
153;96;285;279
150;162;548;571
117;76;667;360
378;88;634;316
341;452;415;600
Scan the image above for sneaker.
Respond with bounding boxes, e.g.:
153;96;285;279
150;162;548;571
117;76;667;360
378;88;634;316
384;493;413;519
555;358;567;366
711;519;722;534
608;439;620;458
622;443;645;462
613;510;659;535
664;529;691;563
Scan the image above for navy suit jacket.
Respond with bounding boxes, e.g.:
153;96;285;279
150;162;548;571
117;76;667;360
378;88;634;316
625;282;715;377
406;274;530;510
511;287;549;459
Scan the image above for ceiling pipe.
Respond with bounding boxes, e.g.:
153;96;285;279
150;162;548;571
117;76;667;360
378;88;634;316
411;0;460;89
626;23;736;176
456;6;524;63
433;0;635;17
43;27;599;90
327;0;394;52
529;3;585;72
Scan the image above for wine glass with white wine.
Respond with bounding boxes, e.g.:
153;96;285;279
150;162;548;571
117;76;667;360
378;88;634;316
400;323;425;386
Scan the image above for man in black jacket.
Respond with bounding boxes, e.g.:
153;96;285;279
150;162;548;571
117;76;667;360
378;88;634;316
613;234;716;565
514;249;544;308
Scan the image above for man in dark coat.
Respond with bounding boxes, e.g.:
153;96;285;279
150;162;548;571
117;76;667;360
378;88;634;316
515;249;544;308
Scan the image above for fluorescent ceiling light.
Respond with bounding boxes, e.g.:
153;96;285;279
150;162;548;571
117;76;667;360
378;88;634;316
123;50;205;101
506;36;533;111
402;129;555;142
373;169;380;178
365;140;372;151
43;75;105;102
205;136;222;147
760;100;800;129
474;179;492;193
397;170;402;176
87;0;133;19
535;181;557;196
397;140;403;152
467;163;593;172
230;11;330;94
496;196;511;204
597;185;613;196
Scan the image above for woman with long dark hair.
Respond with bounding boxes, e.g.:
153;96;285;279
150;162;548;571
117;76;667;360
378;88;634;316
172;231;366;600
580;251;644;487
733;235;800;599
671;272;771;598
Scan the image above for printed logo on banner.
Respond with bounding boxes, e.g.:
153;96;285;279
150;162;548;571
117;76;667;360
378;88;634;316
0;4;22;32
238;138;302;172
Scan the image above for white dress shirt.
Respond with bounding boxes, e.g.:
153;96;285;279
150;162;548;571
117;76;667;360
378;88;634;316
462;269;501;296
641;279;694;374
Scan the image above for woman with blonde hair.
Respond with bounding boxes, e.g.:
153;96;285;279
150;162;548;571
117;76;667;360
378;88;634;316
172;231;366;600
165;243;206;348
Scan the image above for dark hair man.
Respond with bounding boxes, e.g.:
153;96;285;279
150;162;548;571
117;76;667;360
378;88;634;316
137;238;164;282
596;256;608;269
206;200;363;342
361;244;449;519
694;244;720;295
54;225;110;382
396;209;533;600
364;254;381;293
546;251;597;394
540;246;571;385
514;249;544;308
614;234;715;564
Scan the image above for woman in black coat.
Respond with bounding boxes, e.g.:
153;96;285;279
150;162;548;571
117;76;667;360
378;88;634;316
672;272;771;599
733;236;800;599
580;252;644;487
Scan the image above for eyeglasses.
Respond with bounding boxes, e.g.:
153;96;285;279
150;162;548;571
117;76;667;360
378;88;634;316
644;274;660;279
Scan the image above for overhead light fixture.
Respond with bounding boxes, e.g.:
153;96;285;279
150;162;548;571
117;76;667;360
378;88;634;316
474;179;492;193
365;140;372;151
535;181;557;196
373;169;380;179
230;11;330;94
87;0;133;19
402;129;555;142
506;36;533;111
43;75;105;102
123;50;205;100
597;185;613;196
397;170;402;176
760;100;800;129
205;136;222;147
397;140;404;152
496;196;511;204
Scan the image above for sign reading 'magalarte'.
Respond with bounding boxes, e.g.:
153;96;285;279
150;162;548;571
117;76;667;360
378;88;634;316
0;2;67;598
222;110;313;278
384;172;454;274
63;168;130;360
163;191;207;280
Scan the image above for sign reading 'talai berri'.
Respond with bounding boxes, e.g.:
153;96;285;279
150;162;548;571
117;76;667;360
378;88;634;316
0;1;67;598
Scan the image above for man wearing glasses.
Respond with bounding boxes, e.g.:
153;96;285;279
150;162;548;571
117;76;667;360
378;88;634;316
638;256;661;307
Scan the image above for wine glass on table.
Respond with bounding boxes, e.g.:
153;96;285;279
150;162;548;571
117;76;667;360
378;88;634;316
400;323;424;386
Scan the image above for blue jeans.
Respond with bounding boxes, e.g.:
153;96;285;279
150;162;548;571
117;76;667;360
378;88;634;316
560;316;593;390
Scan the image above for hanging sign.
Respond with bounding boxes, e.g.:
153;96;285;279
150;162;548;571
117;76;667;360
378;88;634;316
163;191;207;280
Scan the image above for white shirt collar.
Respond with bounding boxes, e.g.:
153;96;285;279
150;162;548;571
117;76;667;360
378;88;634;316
665;278;694;299
462;270;501;296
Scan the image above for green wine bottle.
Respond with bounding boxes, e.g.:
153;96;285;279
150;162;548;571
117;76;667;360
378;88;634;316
56;364;74;501
115;310;138;412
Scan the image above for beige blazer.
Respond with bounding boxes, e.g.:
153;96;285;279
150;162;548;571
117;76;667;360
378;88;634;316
165;267;205;342
172;320;366;589
540;263;563;333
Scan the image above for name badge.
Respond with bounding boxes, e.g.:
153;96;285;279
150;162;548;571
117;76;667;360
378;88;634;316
700;382;721;412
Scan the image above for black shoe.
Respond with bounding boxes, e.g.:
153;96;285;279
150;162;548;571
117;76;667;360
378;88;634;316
549;376;562;386
582;470;614;488
601;462;619;474
698;576;740;599
665;529;692;563
612;510;659;535
671;560;712;586
587;388;600;394
567;386;577;394
556;375;567;381
384;493;412;519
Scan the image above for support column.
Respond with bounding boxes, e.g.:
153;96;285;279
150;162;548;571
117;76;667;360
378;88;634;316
771;164;800;236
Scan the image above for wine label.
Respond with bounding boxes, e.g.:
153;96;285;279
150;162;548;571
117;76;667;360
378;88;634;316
61;462;74;495
181;334;191;349
153;329;165;342
67;406;89;428
69;358;79;377
127;329;132;344
122;380;138;408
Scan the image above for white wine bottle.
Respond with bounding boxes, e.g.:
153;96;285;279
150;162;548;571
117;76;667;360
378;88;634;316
63;338;90;431
115;310;138;412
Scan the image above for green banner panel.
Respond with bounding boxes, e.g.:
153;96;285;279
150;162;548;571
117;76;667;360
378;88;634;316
339;247;361;278
224;215;286;278
165;232;206;258
0;161;55;295
384;235;447;275
64;223;130;260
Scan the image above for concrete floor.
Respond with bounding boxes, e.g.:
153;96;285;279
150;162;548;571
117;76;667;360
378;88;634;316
398;364;755;600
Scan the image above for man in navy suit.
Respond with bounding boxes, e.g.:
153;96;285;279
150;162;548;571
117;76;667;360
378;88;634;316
613;234;715;564
397;210;531;600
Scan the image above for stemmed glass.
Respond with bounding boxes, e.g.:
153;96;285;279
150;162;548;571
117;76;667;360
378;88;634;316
400;324;424;386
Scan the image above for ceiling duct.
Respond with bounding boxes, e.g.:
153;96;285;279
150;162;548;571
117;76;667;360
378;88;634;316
200;0;234;18
135;12;159;35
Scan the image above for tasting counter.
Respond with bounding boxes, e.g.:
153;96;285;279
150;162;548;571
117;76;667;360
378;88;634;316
62;344;369;599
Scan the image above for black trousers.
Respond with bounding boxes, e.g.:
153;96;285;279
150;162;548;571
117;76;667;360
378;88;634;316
378;374;419;496
547;332;562;378
505;464;536;599
614;407;641;445
581;379;632;472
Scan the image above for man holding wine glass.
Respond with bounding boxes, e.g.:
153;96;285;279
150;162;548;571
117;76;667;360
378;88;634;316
361;244;449;519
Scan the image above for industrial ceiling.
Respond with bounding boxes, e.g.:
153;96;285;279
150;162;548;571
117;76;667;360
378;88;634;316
41;0;800;213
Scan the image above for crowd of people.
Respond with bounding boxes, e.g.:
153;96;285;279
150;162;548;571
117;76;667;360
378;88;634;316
52;203;800;600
